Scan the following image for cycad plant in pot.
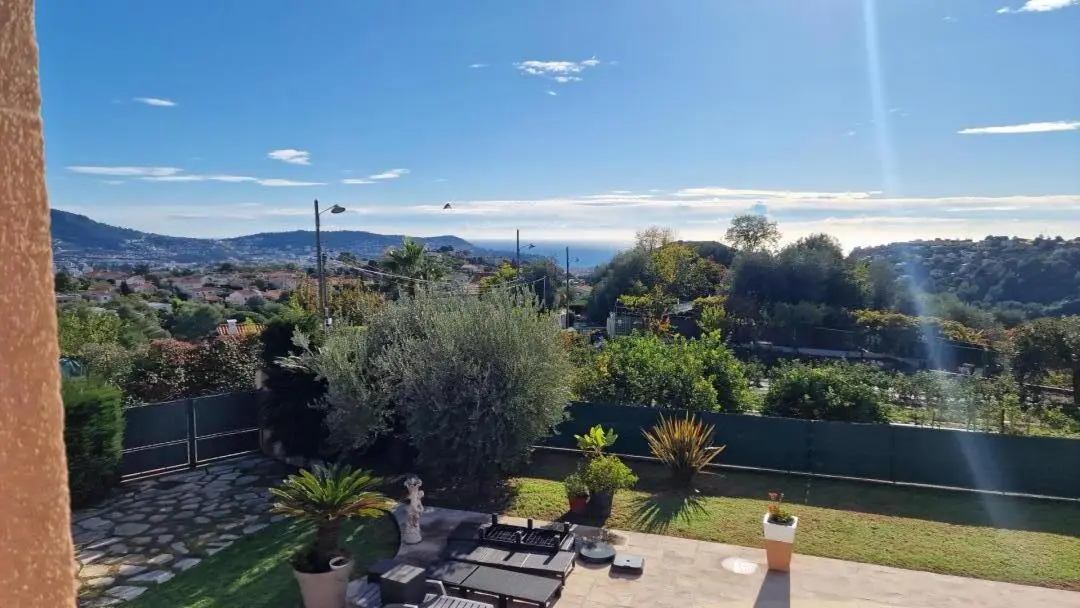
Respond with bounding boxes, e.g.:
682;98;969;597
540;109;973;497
270;465;388;608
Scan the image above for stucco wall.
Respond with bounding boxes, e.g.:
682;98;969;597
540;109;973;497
0;1;77;606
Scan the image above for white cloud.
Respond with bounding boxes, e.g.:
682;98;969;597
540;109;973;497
674;187;879;200
342;178;375;185
546;90;558;96
514;57;604;83
845;130;858;137
469;63;489;69
958;120;1080;134
368;168;409;180
997;0;1079;13
139;173;323;187
102;180;125;186
943;15;958;22
257;178;324;187
267;149;312;165
68;166;182;177
132;97;177;107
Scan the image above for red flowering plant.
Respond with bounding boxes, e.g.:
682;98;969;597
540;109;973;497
766;491;795;525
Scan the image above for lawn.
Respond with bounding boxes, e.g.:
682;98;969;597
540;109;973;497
497;451;1080;590
126;515;398;608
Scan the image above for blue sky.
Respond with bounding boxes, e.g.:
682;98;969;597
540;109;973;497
38;0;1080;248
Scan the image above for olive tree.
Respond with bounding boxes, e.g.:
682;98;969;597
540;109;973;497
286;289;574;486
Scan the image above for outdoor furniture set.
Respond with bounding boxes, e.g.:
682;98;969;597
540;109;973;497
364;515;645;608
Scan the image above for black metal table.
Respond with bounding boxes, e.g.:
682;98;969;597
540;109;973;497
428;561;563;608
443;542;576;579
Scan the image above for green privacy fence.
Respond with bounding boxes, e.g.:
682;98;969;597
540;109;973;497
541;402;1080;499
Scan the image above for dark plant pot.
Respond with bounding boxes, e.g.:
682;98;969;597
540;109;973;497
587;491;614;517
568;495;589;514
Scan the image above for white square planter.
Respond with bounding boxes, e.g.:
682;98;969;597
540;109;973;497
762;513;798;544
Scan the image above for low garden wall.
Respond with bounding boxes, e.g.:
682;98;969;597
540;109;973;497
540;402;1080;499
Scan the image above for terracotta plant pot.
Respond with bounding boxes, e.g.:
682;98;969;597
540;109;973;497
568;494;588;514
762;513;798;572
294;557;353;608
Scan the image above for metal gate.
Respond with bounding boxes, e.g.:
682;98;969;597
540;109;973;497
120;391;262;479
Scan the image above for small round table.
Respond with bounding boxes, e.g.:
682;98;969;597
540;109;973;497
577;539;616;564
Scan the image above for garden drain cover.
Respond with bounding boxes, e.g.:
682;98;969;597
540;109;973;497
721;556;759;575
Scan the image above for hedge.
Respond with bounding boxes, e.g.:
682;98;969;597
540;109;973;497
62;377;124;507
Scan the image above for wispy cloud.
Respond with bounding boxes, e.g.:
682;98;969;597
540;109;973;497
342;178;375;185
139;173;324;187
102;180;125;186
133;97;177;107
368;168;409;180
958;120;1080;134
943;15;958;22
68;166;182;177
469;63;489;69
997;0;1079;13
546;90;558;96
267;149;312;165
514;57;603;83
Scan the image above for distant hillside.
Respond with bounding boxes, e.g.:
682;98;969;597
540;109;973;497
852;236;1080;316
49;209;478;266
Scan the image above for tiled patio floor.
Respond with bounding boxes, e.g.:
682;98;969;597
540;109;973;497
392;506;1079;608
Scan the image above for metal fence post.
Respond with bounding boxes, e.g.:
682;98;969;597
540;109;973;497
186;398;197;469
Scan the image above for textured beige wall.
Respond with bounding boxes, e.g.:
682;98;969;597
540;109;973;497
0;1;77;606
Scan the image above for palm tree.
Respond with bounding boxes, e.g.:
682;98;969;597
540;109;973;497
269;464;388;569
382;237;446;296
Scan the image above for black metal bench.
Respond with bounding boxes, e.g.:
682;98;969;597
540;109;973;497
426;561;563;608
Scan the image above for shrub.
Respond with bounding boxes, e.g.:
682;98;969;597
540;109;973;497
289;289;573;485
761;363;888;423
581;455;638;495
643;414;725;485
574;425;618;458
62;378;124;507
260;310;328;458
564;472;589;498
384;290;573;486
578;331;752;412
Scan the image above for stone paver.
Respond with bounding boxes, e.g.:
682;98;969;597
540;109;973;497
72;455;288;606
392;506;1080;608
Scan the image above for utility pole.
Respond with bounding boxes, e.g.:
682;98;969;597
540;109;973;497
313;200;346;329
515;229;520;269
314;200;326;327
565;246;571;329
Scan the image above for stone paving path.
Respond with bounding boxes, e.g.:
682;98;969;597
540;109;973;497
387;507;1080;608
71;455;291;607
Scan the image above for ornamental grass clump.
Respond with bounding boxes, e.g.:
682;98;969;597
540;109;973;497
643;413;725;486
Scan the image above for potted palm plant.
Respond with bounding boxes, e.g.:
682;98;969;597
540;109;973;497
270;464;388;608
762;491;798;572
564;472;589;514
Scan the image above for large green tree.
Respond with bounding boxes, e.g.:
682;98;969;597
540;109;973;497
1011;316;1080;416
725;214;780;253
287;290;573;487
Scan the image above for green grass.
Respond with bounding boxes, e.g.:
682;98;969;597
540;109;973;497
499;452;1080;590
126;515;398;608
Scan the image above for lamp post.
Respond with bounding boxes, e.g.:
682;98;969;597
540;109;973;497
313;199;346;328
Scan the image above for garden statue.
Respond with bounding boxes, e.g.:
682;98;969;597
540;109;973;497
402;475;424;544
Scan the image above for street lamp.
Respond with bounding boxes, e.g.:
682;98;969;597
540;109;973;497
314;200;346;328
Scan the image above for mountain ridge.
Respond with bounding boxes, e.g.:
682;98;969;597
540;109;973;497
50;209;478;265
